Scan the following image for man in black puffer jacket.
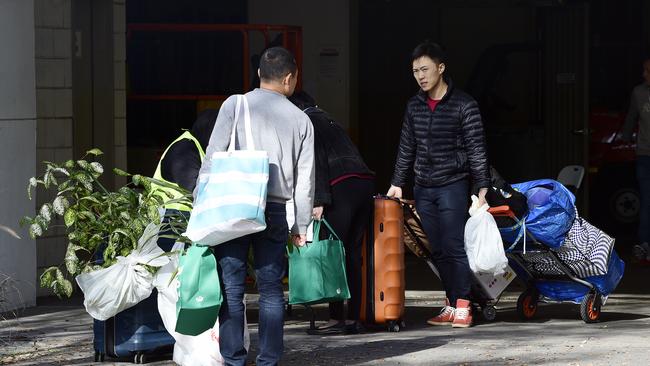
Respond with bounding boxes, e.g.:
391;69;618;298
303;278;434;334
387;41;491;328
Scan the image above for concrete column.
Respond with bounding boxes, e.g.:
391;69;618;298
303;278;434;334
0;0;38;310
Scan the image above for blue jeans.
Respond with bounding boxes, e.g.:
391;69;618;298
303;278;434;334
213;202;287;366
414;179;471;306
638;156;650;243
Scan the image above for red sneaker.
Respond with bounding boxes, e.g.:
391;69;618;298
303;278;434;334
427;298;455;325
452;299;473;328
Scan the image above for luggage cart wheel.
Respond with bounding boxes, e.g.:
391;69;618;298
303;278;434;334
388;320;401;332
482;305;497;321
94;351;105;362
516;289;539;320
580;292;601;323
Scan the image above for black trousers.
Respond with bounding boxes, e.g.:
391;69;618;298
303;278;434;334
323;177;375;321
414;179;471;306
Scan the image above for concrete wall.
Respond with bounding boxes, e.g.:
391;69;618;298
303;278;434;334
0;0;38;309
248;1;354;129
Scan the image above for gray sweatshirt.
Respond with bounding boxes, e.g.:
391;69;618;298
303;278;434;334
622;83;650;156
197;88;315;234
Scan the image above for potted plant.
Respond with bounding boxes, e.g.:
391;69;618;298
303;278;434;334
22;148;191;299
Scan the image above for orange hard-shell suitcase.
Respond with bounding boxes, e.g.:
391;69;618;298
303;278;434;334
360;195;406;332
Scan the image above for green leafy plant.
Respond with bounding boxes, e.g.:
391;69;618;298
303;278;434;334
21;149;192;298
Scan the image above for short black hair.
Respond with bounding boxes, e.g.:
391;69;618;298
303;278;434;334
191;109;218;151
259;46;297;82
288;90;316;110
411;41;447;65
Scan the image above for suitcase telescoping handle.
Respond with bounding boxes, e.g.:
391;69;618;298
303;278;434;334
373;194;405;205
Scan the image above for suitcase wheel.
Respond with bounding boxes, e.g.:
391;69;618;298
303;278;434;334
134;352;147;364
94;351;105;362
387;320;405;332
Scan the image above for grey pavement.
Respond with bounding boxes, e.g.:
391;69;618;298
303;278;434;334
2;252;650;366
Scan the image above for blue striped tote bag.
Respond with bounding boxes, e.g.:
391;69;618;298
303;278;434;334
185;95;269;245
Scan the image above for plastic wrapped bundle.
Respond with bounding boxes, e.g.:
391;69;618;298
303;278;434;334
511;179;576;248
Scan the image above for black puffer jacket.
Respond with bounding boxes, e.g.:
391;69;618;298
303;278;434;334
305;107;375;206
391;79;490;189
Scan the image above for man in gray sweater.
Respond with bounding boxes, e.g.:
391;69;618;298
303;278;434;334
623;59;650;260
199;47;314;366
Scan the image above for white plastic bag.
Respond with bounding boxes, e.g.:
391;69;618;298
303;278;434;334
76;223;169;321
464;195;508;275
154;243;250;366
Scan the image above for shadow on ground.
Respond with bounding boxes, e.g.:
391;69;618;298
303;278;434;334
278;336;445;366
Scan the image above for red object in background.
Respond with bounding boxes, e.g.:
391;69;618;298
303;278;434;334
588;108;636;170
588;108;640;232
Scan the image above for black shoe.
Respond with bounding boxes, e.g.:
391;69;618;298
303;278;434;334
306;321;344;335
343;322;362;335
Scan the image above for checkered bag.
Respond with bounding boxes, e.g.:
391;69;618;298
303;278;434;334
519;213;614;278
558;214;614;278
519;252;564;276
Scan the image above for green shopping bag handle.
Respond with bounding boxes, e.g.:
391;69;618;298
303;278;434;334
313;218;341;242
287;219;343;255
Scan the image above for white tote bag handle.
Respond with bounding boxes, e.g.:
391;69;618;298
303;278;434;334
228;95;256;152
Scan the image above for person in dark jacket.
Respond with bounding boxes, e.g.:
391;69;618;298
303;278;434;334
151;109;217;251
623;59;650;260
290;91;375;335
386;42;491;328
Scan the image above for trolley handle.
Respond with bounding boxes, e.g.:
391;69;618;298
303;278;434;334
487;205;517;219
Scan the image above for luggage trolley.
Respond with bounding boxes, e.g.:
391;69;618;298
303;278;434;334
487;204;624;323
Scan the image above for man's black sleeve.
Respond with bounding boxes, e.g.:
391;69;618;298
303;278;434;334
460;100;491;189
391;108;416;187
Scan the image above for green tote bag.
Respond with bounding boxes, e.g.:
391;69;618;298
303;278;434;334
175;244;222;336
288;219;351;305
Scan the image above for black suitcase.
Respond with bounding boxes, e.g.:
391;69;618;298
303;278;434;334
92;227;176;363
93;289;174;363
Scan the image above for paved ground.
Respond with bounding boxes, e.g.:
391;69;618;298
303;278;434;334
2;248;649;366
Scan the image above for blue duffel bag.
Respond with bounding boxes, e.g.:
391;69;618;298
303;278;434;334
511;179;576;248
